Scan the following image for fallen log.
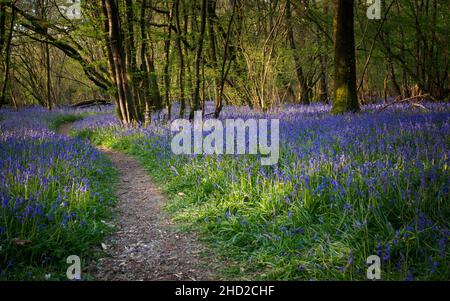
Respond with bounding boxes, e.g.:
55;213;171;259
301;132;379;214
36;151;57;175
379;94;431;112
71;99;113;108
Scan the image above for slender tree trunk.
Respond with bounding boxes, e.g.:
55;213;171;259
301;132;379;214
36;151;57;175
286;0;310;105
100;0;122;121
124;0;141;121
201;55;206;114
397;1;410;98
45;42;52;110
184;5;194;112
314;0;329;103
319;3;329;103
164;4;175;119
175;0;186;118
104;0;133;124
146;1;163;112
138;0;161;122
10;88;17;110
140;0;151;125
148;47;162;111
190;0;207;120
0;4;6;52
332;0;359;114
0;5;14;109
207;0;220;115
36;0;52;110
383;70;389;104
388;59;402;98
214;0;237;118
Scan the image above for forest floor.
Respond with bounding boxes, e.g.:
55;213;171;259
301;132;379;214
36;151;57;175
59;123;215;281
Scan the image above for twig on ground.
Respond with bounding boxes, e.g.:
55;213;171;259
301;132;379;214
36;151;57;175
379;94;430;112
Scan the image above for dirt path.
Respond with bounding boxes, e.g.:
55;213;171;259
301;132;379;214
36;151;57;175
59;123;215;281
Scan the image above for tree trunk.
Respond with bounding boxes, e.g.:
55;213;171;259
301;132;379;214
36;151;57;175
36;0;53;110
286;0;310;105
124;0;141;121
190;0;207;120
314;0;329;103
164;4;175;119
184;4;194;113
332;0;359;114
0;5;14;109
175;0;186;118
214;0;237;118
139;0;151;125
148;50;162;111
104;0;134;124
0;4;6;52
45;41;52;110
99;0;122;121
207;0;221;115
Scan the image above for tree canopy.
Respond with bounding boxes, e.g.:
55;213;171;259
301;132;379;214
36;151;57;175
0;0;448;123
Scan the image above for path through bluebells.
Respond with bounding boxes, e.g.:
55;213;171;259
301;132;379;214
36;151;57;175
1;103;449;280
73;102;450;280
59;123;214;281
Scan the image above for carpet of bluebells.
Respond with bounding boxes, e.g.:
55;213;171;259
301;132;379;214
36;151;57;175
1;103;449;281
0;107;116;280
74;102;450;280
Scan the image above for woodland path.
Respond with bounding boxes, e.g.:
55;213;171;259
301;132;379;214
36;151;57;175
59;124;215;281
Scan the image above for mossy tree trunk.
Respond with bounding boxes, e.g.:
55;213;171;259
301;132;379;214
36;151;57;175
332;0;359;114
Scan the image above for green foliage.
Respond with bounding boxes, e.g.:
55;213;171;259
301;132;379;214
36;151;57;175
80;108;449;280
48;114;83;131
0;114;117;280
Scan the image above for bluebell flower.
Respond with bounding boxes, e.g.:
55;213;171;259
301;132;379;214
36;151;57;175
383;245;391;262
347;251;354;266
343;203;352;213
404;270;414;281
5;260;13;270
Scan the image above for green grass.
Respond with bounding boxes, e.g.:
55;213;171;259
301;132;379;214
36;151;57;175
74;110;449;281
0;115;118;280
48;114;84;131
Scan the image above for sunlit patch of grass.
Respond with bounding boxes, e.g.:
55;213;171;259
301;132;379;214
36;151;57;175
48;114;84;132
75;105;450;280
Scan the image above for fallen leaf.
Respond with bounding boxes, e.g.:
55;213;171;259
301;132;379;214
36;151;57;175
101;243;108;250
101;220;115;228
